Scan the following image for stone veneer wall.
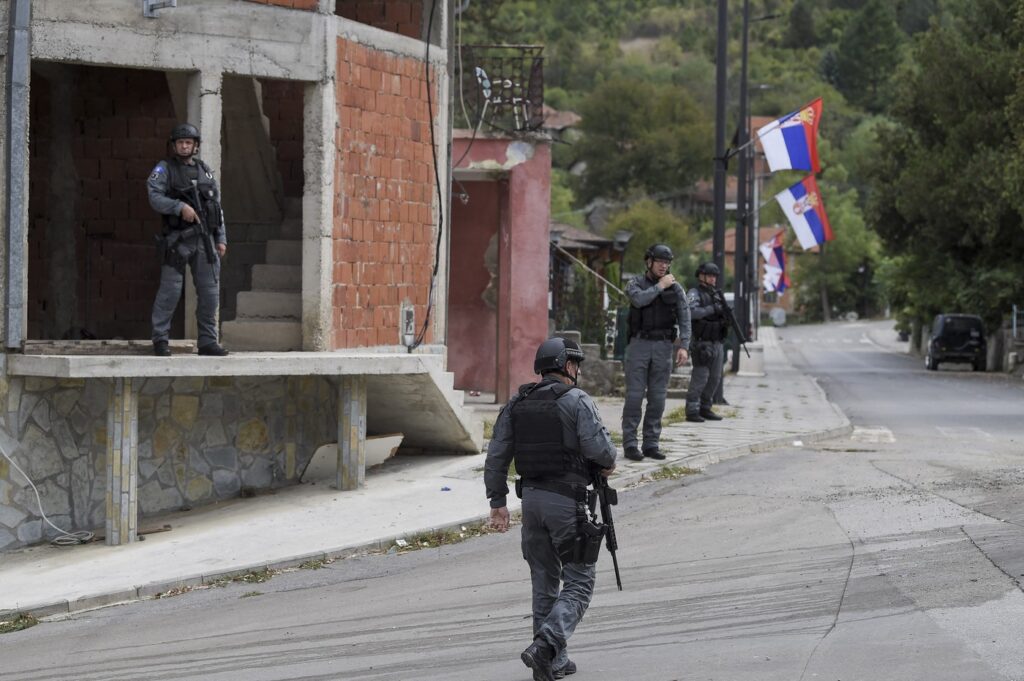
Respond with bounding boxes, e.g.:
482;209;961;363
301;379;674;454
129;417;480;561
0;375;336;551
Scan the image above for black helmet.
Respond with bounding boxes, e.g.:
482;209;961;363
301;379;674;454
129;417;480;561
696;261;720;277
645;243;674;262
534;337;585;375
169;123;201;143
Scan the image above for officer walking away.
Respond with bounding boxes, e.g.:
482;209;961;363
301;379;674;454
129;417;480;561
485;338;617;681
620;244;691;462
148;123;229;357
685;262;728;422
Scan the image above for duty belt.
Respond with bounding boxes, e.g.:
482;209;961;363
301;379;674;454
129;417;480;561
636;329;676;341
521;479;589;502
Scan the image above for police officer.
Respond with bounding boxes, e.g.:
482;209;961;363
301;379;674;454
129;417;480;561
485;338;617;681
620;244;691;461
148;123;229;357
685;262;728;422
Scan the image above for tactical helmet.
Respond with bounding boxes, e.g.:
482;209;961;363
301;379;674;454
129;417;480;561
695;261;721;277
644;243;674;262
534;337;585;375
169;123;201;143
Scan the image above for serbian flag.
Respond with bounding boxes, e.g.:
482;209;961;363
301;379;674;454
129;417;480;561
759;230;790;294
775;175;833;250
757;98;822;173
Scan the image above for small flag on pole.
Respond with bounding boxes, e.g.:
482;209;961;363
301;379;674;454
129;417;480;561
759;230;790;294
757;98;823;173
775;175;833;251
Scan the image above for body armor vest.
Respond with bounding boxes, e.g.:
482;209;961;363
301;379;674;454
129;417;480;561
691;286;728;342
162;158;222;233
629;276;678;337
511;381;587;479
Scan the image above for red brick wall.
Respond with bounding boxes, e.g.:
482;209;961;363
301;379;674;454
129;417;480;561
259;79;305;198
29;66;176;341
243;0;318;10
332;37;438;348
335;1;424;39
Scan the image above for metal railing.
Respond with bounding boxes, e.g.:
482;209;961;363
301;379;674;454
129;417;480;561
457;45;544;133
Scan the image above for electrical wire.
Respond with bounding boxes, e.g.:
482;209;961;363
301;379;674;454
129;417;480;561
0;443;94;546
408;0;444;352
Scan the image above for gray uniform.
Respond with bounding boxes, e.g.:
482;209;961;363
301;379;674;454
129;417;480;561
485;378;617;674
147;158;227;348
685;284;726;415
621;274;692;453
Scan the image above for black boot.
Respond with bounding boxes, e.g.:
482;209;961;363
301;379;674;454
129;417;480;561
521;638;556;681
685;412;704;423
554;659;577;678
198;343;229;357
153;341;171;357
699;409;723;421
624;446;643;461
643;448;666;460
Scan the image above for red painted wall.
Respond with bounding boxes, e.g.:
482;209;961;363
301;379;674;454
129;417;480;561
331;37;438;348
451;136;551;400
243;0;318;10
448;181;499;392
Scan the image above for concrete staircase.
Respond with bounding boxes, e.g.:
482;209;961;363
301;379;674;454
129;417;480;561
221;215;303;351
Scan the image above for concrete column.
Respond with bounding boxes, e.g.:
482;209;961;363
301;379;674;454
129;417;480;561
184;69;224;341
495;179;512;401
105;378;138;545
302;20;337;351
336;375;366;490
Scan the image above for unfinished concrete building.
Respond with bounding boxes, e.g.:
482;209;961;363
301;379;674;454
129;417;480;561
0;0;489;551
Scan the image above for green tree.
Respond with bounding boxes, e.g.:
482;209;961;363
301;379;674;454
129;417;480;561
834;0;904;112
867;0;1024;331
784;0;818;49
574;77;711;203
602;199;698;277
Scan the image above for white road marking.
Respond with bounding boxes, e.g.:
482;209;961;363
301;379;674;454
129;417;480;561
851;426;896;443
936;427;995;441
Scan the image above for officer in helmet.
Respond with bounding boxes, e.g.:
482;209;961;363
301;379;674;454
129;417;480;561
620;243;692;461
685;262;727;422
147;123;229;357
485;337;617;681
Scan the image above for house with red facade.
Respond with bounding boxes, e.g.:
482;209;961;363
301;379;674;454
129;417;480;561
0;0;487;550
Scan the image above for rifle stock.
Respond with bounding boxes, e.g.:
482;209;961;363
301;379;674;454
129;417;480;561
714;289;751;358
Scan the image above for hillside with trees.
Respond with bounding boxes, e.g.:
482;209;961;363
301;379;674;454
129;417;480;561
458;0;1024;336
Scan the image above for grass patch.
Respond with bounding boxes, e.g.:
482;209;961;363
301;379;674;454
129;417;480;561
0;613;39;634
389;523;503;555
650;465;700;481
299;559;328;570
240;591;263;599
609;430;623;445
483;419;495;439
757;383;769;388
664;406;689;425
211;568;276;588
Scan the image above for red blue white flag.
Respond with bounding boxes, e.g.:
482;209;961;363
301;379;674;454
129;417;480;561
759;230;790;294
775;175;833;250
757;98;822;173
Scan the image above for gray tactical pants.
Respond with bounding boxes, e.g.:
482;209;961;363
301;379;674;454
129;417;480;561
621;337;674;452
685;341;724;414
521;486;596;673
151;235;221;347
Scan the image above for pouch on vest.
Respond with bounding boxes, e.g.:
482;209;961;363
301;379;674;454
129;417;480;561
557;520;604;565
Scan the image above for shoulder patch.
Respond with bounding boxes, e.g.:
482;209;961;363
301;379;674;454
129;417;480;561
687;290;700;304
149;164;165;180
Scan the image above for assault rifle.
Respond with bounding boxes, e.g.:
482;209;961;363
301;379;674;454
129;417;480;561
713;288;750;359
592;472;622;591
188;179;218;267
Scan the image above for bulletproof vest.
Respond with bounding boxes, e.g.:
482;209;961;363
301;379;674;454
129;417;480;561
162;158;222;232
691;285;728;342
511;381;587;480
628;275;678;337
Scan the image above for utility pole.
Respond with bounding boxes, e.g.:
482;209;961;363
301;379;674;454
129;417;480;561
731;0;750;373
712;0;728;277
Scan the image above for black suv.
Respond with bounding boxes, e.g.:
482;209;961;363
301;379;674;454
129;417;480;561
926;314;986;371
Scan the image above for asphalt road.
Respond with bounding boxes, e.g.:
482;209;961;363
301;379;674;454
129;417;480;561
3;320;1023;681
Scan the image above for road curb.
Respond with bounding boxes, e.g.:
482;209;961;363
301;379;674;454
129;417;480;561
2;415;853;623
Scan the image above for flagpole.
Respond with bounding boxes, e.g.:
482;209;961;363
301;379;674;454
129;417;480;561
732;0;751;374
712;0;728;278
723;95;822;161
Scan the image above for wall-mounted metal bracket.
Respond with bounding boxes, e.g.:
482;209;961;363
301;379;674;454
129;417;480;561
143;0;177;19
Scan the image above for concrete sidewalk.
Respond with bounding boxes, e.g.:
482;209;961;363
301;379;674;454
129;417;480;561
0;327;850;619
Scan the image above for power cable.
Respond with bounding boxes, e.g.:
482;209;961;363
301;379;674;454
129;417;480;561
0;442;94;546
